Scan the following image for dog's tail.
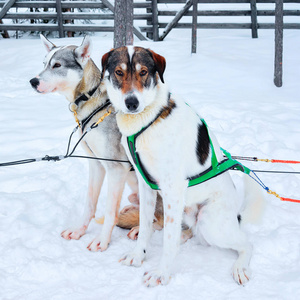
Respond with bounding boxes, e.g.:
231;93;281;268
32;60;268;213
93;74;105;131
239;174;266;224
95;208;140;229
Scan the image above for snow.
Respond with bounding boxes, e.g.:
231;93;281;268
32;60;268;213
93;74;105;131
0;28;300;299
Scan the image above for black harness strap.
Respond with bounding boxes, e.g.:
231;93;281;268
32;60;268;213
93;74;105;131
80;100;111;132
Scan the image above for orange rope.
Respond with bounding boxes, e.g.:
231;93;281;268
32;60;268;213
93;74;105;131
267;189;300;204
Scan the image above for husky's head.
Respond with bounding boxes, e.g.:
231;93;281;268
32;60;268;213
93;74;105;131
30;35;91;100
101;46;166;114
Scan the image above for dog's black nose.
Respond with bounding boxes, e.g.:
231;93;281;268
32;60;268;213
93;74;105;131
30;78;40;89
125;96;139;112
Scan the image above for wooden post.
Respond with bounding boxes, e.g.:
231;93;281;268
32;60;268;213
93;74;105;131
0;0;16;38
274;0;283;87
0;19;9;38
126;0;133;45
250;0;258;38
0;0;16;19
56;0;64;38
152;0;159;41
191;0;197;53
114;0;133;47
146;0;153;39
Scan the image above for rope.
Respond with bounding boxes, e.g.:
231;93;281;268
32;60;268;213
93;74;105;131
230;155;300;164
246;170;300;204
0;106;131;168
1;113;299;204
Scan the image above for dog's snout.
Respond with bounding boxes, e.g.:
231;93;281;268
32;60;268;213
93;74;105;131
30;77;40;89
125;96;139;112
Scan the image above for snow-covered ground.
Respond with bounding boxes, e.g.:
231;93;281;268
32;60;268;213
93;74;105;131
0;28;300;299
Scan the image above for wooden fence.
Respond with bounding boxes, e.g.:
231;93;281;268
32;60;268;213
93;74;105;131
1;0;299;40
143;0;300;41
0;0;299;87
0;0;148;40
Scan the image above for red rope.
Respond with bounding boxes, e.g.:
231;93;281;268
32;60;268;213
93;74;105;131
271;159;300;164
280;197;300;204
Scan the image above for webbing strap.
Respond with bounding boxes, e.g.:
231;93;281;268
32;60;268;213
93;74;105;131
127;118;250;190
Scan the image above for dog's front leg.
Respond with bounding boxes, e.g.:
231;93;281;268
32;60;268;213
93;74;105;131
61;160;105;240
87;165;127;252
120;177;157;267
143;180;187;287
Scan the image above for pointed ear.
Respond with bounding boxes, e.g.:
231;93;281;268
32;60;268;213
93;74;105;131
40;34;56;53
74;35;92;66
148;49;166;84
101;49;113;80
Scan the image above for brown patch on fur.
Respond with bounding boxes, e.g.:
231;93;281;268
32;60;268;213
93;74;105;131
74;59;101;97
154;99;176;125
168;204;171;209
117;207;139;229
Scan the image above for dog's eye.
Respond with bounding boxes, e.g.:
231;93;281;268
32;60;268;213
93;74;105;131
140;70;148;77
53;63;61;69
115;70;124;76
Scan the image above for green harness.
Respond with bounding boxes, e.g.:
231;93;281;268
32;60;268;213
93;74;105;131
127;114;250;191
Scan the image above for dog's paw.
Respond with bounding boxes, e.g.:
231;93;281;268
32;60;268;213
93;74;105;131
127;226;139;240
143;270;171;287
87;236;109;252
119;250;145;267
61;226;87;240
232;265;251;285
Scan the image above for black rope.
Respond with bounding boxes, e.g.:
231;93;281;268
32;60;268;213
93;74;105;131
0;158;37;167
0;121;131;168
69;155;130;163
249;169;300;175
0;125;299;175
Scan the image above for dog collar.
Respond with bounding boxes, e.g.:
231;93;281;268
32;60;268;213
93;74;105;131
74;86;99;106
127;108;250;190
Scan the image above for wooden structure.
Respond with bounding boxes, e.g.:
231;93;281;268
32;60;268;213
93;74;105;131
143;0;300;41
0;0;299;86
0;0;147;40
1;0;299;40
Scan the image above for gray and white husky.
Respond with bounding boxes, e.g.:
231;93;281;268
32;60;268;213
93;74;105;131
29;35;144;251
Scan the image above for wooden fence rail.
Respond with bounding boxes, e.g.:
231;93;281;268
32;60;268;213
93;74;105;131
144;0;300;41
1;0;299;87
0;0;148;39
1;0;299;40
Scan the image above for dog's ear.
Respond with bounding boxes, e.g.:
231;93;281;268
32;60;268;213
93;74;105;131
148;49;166;84
101;49;113;80
74;35;92;66
40;34;56;53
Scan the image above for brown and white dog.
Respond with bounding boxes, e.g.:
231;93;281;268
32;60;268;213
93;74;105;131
29;36;166;250
101;46;264;287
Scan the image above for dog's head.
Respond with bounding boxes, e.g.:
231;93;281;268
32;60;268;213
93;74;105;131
29;35;91;98
101;46;166;114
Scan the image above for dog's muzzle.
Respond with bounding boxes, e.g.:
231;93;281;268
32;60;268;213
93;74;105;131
125;96;139;112
30;77;40;89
